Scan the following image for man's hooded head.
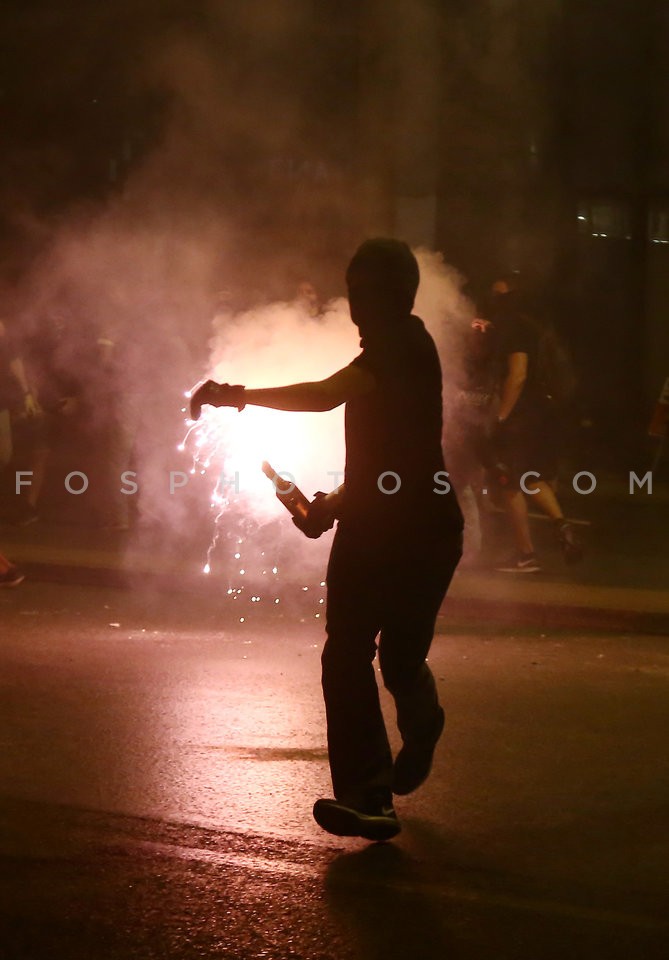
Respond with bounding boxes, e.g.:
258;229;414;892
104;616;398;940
346;238;419;331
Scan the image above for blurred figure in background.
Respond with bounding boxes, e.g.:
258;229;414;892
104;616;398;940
443;313;498;567
0;317;41;518
485;274;581;573
97;303;191;530
17;309;94;525
95;318;142;531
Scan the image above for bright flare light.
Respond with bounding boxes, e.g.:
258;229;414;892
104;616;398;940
181;298;357;621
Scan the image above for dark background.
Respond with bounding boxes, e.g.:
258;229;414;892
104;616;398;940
1;0;667;455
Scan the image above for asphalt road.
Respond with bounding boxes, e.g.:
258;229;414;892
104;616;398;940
1;581;668;959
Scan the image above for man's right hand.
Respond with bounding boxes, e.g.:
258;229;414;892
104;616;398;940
292;491;338;539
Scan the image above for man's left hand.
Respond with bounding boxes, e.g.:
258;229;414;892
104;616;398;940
189;381;246;420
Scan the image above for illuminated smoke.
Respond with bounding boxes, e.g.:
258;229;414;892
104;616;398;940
184;253;471;619
4;0;472;620
413;248;474;383
194;251;470;530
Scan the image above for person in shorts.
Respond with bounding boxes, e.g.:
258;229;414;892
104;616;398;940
486;276;582;573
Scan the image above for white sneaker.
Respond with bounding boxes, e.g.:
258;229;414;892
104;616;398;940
495;552;542;573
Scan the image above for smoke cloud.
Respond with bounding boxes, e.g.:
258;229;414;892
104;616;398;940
2;5;473;608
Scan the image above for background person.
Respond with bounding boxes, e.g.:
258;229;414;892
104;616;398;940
485;275;581;573
15;308;94;525
443;313;498;567
0;317;41;503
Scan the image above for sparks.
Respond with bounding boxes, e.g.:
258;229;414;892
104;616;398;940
181;372;339;618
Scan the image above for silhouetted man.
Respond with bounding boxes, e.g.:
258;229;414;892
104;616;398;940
191;239;463;841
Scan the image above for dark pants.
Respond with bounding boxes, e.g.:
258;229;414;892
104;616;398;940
322;523;462;806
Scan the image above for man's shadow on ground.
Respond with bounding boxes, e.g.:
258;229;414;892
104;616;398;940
322;820;465;960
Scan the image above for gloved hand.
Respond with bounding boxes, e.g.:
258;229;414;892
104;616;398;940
292;491;337;539
189;381;246;420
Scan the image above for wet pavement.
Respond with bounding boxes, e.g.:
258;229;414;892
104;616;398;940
1;582;668;958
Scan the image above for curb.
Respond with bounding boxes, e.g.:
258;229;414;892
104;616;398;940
440;596;669;637
19;559;669;637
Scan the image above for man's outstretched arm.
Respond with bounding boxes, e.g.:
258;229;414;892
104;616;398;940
245;365;374;411
190;364;375;418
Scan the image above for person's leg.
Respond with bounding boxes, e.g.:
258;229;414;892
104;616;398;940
503;488;534;554
10;412;50;523
0;408;13;473
526;419;584;564
526;479;583;563
321;529;392;807
99;400;141;529
457;484;482;563
524;478;563;521
26;444;49;509
314;529;401;839
491;422;537;559
448;432;483;564
521;414;563;523
379;533;462;794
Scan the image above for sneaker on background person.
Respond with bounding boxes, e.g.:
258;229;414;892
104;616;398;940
495;552;542;574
